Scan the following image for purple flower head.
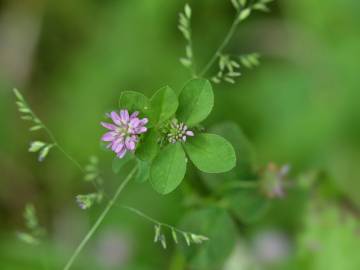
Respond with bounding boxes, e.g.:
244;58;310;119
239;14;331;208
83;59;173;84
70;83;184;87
167;119;194;144
101;110;148;158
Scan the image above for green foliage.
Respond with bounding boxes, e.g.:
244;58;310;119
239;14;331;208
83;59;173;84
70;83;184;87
150;86;178;125
150;143;187;194
211;54;241;84
153;223;208;250
118;91;149;115
177;79;214;126
135;159;150;183
13;89;43;132
135;129;159;162
224;189;270;224
112;154;133;174
178;4;194;70
294;205;360;270
179;207;236;269
239;53;260;69
200;122;257;190
84;155;102;182
76;193;103;210
184;133;236;173
123;78;237;194
17;204;45;246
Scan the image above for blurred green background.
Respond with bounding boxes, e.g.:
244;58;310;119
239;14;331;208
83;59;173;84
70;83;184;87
1;0;360;269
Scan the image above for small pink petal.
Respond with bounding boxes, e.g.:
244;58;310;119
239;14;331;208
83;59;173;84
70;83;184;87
101;132;116;142
140;118;148;125
111;138;122;151
101;122;117;130
125;137;136;150
130;111;139;119
115;143;125;153
110;112;121;125
120;110;129;122
117;147;127;158
186;130;194;136
129;118;140;128
138;127;147;133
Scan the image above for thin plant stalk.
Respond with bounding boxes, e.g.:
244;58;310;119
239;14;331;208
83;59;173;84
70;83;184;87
199;13;241;76
63;166;137;270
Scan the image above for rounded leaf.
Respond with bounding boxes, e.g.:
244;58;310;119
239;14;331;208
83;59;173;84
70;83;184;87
177;79;214;126
150;143;186;194
184;133;236;173
150;86;178;125
201;122;257;190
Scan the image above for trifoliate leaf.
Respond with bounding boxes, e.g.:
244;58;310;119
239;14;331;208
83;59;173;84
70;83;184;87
150;143;186;194
184;133;236;173
177;79;214;126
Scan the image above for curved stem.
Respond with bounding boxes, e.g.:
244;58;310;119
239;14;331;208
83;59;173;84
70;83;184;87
63;166;137;270
199;13;240;76
42;125;85;173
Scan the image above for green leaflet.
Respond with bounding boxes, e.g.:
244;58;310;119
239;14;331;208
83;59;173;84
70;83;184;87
135;129;159;162
149;86;178;125
150;143;186;194
177;79;214;126
184;133;236;173
135;159;150;183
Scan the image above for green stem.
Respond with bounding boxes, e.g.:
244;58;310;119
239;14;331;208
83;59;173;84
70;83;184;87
42;125;85;173
63;166;137;270
199;12;241;76
121;205;188;235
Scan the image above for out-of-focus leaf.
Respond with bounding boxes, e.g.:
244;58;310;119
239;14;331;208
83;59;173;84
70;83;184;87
179;207;236;269
224;189;270;224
